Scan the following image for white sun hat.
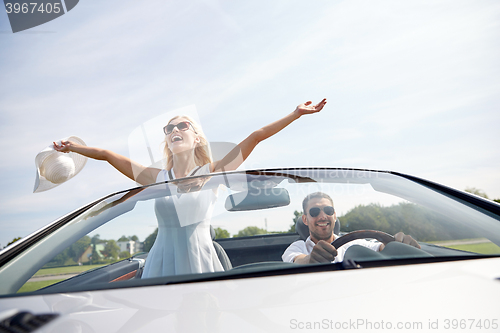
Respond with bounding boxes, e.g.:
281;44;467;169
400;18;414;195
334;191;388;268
34;136;88;193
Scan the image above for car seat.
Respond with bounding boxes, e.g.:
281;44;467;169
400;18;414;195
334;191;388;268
210;226;233;270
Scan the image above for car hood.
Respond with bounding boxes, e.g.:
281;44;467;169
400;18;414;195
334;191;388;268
1;257;499;332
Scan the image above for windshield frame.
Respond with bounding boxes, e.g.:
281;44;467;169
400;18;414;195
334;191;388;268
1;167;500;298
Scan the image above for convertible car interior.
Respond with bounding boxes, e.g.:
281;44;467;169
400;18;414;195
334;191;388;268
0;168;499;297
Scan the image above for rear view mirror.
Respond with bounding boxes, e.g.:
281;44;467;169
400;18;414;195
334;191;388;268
225;188;290;211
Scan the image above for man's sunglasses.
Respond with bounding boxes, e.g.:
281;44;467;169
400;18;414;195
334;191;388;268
309;206;335;217
163;121;197;135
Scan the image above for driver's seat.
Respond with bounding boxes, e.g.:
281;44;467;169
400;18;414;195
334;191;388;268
210;226;233;270
295;215;340;240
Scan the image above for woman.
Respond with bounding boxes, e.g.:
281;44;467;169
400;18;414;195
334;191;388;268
54;99;327;277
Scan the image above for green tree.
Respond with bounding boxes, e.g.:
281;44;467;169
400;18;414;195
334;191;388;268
102;240;120;259
91;247;101;264
119;251;131;259
342;204;391;233
68;236;91;262
340;202;481;242
5;237;21;248
91;234;103;244
117;235;130;242
214;227;230;239
288;210;302;233
233;226;267;238
465;187;500;203
42;235;91;267
129;235;139;242
49;252;69;267
143;228;158;252
465;187;489;199
89;234;102;264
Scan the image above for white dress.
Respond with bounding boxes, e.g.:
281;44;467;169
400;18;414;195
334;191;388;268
142;164;224;278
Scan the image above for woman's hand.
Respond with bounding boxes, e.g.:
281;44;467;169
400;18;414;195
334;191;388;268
51;139;161;185
294;98;327;117
212;98;328;173
53;140;75;153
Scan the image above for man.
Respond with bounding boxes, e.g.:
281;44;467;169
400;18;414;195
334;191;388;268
282;192;420;264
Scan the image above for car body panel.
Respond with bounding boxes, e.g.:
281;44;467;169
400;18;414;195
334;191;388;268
1;257;499;332
1;168;499;332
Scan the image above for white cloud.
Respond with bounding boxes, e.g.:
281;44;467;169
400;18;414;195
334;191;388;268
1;0;499;247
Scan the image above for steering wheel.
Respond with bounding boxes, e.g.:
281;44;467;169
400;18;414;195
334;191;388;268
331;230;395;249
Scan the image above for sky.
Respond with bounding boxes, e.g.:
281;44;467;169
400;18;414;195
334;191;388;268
0;0;499;247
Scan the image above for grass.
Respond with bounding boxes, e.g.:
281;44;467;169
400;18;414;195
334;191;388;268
34;264;105;276
18;279;66;293
18;264;106;294
444;242;500;255
428;238;488;244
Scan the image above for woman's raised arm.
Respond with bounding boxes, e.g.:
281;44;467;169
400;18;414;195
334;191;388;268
53;141;161;185
211;99;327;173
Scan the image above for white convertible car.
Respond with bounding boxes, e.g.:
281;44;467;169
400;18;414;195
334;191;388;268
0;168;499;332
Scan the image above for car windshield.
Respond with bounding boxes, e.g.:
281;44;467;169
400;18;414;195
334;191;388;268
1;168;499;297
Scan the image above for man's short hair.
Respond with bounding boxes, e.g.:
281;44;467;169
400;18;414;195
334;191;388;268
302;192;334;213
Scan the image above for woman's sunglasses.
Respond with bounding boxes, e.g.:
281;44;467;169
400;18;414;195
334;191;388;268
163;121;197;135
309;206;335;217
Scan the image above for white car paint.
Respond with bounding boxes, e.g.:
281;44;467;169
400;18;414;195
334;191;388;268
1;257;499;332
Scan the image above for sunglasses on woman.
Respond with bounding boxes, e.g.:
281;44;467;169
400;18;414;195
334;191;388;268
163;121;197;135
309;206;335;217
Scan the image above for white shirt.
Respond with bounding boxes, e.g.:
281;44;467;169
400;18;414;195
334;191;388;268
282;235;382;263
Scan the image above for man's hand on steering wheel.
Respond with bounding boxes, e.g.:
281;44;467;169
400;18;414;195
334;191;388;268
296;231;421;264
395;231;420;249
309;240;338;263
379;232;421;251
330;230;421;252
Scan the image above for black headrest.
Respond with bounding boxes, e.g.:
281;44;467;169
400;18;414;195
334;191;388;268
295;215;341;240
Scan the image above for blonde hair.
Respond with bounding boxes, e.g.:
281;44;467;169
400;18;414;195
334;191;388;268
162;115;212;170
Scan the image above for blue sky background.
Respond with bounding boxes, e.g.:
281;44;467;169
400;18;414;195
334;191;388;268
0;0;499;247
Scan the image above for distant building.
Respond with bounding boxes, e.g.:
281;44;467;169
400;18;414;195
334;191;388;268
78;241;144;264
117;240;143;255
77;243;106;263
78;246;93;263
